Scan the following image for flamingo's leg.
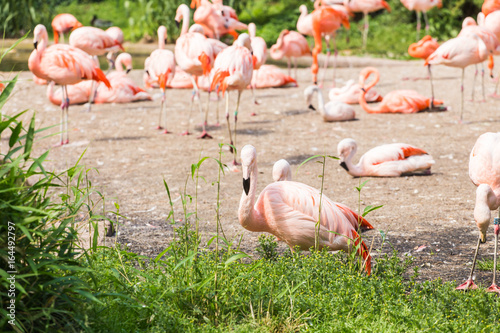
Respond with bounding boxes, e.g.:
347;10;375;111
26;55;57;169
416;11;421;42
232;90;242;166
471;64;477;102
486;216;500;293
362;13;369;50
85;79;96;112
460;68;465;122
332;35;338;88
456;235;481;290
287;57;291;77
428;65;435;110
294;57;298;81
198;88;212;139
423;11;430;34
481;62;486;102
160;89;171;134
181;77;198;135
64;85;69;144
225;92;234;152
319;35;331;88
251;69;260;106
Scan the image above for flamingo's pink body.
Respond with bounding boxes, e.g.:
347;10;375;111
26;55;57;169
239;145;373;275
191;0;243;39
457;132;500;292
359;67;441;113
343;0;390;49
47;80;92;106
337;138;435;177
481;11;500;41
188;24;228;59
270;30;311;78
29;24;110;145
408;35;439;59
329;79;382;104
94;53;152;104
69;26;123;56
250;65;297;89
51;13;83;43
297;5;314;36
211;34;253;164
483;0;500;16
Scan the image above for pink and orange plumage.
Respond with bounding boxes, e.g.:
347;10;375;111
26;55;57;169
482;0;500;17
250;65;297;89
51;13;83;44
69;26;124;56
270;30;311;79
239;145;373;275
408;35;439;60
337;138;435;177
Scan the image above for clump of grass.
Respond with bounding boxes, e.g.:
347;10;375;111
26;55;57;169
256;234;279;261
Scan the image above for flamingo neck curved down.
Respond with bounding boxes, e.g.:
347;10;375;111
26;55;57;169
344;149;364;177
238;163;269;233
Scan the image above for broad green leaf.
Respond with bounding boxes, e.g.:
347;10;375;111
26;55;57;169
362;204;383;217
8;121;22;147
23;115;35;160
224;253;250;266
0;74;18;109
0;33;28;62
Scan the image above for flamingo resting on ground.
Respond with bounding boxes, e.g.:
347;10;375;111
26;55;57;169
425;33;495;121
304;85;356;122
343;0;391;50
29;24;110;146
51;13;83;44
250;65;297;89
337;138;435;177
270;29;311;79
105;26;125;71
239;145;373;274
359;67;444;114
211;34;253;165
146;26;176;133
328;79;382;104
175;4;215;138
273;159;292;182
400;0;442;40
456;132;500;293
47;80;92;106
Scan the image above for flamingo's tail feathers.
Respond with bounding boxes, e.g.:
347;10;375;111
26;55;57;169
352;230;371;276
93;68;111;89
375;94;383;102
199;52;211;76
211;70;230;95
283;75;297;87
54;31;60;44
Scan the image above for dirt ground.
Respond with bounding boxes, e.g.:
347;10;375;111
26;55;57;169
3;53;500;285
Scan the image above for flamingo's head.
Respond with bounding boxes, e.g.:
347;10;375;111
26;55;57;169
235;33;252;51
116;52;133;73
299;5;308;14
272;159;292;182
33;24;48;50
304;85;319;111
337;138;357;171
175;4;189;26
462;17;477;29
241;145;257;195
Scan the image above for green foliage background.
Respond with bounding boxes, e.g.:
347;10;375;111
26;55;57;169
1;0;487;57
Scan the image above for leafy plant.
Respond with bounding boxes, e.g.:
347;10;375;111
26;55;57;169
256;234;279;260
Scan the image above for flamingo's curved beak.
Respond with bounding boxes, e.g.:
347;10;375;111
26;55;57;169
340;161;349;171
126;68;131;74
243;177;250;195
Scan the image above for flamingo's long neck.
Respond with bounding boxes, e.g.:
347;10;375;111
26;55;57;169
358;89;382;113
344;148;364;177
238;163;269;233
315;87;326;116
181;7;190;35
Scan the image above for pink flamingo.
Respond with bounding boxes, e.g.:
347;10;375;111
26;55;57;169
175;4;215;138
425;33;496;120
94;53;152;104
250;65;297;89
51;13;83;44
270;30;311;79
188;23;228;58
239;145;373;274
328;79;382;104
359;67;443;114
406;35;439;95
337;138;435;177
456;132;500;293
273;159;292;182
304;85;356;122
248;22;267;105
191;0;243;40
47;80;92;106
478;11;500;97
29;24;110;145
105;26;124;71
145;26;175;133
210;33;253;165
69;26;124;111
311;6;350;84
400;0;442;40
343;0;391;50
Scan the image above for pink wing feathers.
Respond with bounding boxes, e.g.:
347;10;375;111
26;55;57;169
361;143;429;167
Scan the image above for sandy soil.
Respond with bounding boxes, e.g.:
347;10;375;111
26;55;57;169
3;54;500;285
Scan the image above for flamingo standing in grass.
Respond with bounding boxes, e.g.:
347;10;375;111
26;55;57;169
304;85;356;121
239;145;373;274
51;13;83;43
248;23;267;105
343;0;391;50
273;159;292;182
29;24;110;146
311;6;350;85
359;67;443;114
337;138;435;177
456;132;500;293
69;26;123;111
210;34;253;165
425;33;496;121
400;0;442;41
145;26;175;133
270;30;311;79
175;4;215;138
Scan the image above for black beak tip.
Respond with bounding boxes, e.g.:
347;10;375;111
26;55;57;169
175;20;180;28
308;104;316;111
34;41;38;50
126;68;131;74
243;177;250;195
340;161;349;171
360;87;366;93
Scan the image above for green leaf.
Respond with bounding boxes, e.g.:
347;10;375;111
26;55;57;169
224;253;249;266
355;180;369;192
0;33;28;62
23;115;35;161
154;245;173;263
8;121;22;147
0;108;26;136
362;204;383;217
0;74;18;109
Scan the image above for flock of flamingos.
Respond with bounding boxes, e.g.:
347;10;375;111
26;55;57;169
22;0;500;291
